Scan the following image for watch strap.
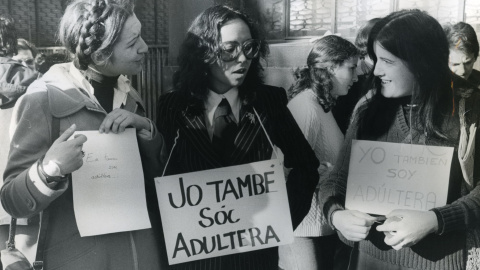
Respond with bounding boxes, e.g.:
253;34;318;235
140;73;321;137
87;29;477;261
37;155;67;183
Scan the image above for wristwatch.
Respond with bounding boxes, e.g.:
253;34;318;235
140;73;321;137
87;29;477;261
37;156;68;183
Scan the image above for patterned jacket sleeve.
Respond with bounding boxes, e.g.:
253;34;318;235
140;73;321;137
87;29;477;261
318;110;360;230
262;86;320;229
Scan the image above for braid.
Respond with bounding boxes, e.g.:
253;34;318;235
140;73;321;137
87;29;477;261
75;0;111;70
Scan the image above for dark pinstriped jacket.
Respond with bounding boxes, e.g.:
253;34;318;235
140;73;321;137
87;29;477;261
155;85;320;270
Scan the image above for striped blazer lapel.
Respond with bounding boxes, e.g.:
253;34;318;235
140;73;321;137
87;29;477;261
230;104;268;163
178;108;223;168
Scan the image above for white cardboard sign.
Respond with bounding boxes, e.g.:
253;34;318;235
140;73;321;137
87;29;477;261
345;140;454;215
72;128;151;236
155;159;293;265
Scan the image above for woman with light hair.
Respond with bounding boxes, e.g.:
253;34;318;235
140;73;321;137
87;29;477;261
2;0;165;268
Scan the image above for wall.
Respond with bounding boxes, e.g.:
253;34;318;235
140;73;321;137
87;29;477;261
163;0;314;93
0;0;168;47
162;1;480;94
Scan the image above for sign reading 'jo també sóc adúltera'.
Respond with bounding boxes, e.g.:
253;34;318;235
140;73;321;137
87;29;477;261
155;159;294;265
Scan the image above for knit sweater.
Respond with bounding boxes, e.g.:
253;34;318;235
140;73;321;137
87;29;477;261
288;89;342;237
320;95;480;270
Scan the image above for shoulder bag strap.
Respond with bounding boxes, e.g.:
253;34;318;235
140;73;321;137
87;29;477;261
6;217;17;250
32;115;59;270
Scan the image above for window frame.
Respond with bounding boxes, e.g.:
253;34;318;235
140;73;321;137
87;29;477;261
261;0;468;43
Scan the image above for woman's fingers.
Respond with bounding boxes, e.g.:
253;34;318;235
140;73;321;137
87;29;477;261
100;109;147;133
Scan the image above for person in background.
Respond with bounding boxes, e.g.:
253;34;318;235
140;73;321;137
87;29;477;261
0;13;38;264
156;5;319;270
320;9;480;269
12;38;37;71
279;35;359;270
444;21;480;88
35;52;70;74
332;18;380;134
1;0;165;269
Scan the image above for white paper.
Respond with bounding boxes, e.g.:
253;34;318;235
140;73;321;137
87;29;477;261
345;140;454;215
72;128;151;236
155;159;293;265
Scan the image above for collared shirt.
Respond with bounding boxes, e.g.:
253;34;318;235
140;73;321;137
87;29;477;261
204;87;242;140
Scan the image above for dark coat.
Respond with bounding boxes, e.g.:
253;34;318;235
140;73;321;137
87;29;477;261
156;84;320;270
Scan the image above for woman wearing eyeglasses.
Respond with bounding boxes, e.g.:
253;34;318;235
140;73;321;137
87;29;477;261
156;5;320;270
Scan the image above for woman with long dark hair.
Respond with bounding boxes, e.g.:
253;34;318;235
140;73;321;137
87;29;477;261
156;5;319;270
320;9;480;269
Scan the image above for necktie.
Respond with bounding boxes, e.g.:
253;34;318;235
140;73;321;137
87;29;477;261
212;98;237;160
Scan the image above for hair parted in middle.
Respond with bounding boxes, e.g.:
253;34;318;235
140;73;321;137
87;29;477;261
288;35;359;112
173;5;269;102
59;0;134;70
359;9;453;140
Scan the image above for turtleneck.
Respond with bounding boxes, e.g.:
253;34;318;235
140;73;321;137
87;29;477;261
84;68;119;113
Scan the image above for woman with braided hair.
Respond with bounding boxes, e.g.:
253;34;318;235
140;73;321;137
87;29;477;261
1;0;166;269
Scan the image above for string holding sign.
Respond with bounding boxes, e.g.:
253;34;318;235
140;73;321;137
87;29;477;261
155;159;293;265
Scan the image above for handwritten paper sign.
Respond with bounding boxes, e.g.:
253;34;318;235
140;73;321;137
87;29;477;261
345;140;454;215
72;128;151;236
155;159;293;265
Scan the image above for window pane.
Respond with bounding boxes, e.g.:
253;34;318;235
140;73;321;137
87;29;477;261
288;0;332;37
337;0;391;38
465;0;480;25
398;0;459;24
258;0;287;40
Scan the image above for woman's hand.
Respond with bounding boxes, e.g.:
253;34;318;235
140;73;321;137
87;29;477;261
376;209;439;250
99;108;150;134
332;210;378;241
44;124;87;175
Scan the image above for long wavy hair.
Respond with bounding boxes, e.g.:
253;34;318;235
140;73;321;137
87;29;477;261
59;0;134;70
288;35;359;112
172;5;269;102
358;9;453;140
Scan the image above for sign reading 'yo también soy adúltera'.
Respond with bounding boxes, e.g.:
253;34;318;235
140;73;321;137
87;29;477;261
345;140;454;215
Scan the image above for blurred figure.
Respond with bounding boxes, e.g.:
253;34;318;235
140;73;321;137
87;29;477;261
35;52;70;74
332;18;380;134
12;38;37;70
444;22;480;87
0;12;38;265
280;35;359;270
0;15;38;205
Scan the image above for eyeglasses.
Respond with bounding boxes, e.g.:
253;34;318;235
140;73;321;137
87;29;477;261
217;39;261;62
